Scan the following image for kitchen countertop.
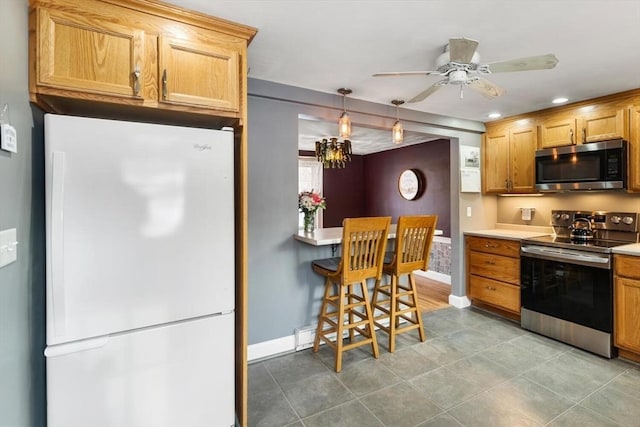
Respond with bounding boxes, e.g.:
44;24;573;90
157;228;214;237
464;228;552;241
294;224;443;246
612;243;640;256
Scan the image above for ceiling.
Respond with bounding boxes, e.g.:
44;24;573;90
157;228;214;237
165;0;640;151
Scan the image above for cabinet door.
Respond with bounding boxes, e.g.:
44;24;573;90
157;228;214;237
578;107;628;143
159;36;239;111
629;106;640;191
483;132;510;193
614;276;640;353
538;117;576;148
509;126;536;193
36;8;144;98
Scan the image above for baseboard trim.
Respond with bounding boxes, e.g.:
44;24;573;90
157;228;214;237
247;335;295;362
448;294;471;309
413;269;451;285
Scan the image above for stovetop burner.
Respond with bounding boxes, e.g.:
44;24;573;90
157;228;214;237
522;235;628;253
521;210;640;254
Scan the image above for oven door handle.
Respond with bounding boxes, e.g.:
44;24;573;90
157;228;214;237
521;246;610;266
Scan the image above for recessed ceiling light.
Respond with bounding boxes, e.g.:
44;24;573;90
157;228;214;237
552;97;568;104
488;112;501;119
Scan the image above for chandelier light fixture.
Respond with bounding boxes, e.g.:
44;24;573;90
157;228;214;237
315;137;352;169
337;88;352;139
391;99;405;144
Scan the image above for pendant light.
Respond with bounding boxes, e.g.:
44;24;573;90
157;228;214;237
337;88;352;139
391;99;404;144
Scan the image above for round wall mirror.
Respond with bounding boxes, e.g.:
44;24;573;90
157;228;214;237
398;169;424;200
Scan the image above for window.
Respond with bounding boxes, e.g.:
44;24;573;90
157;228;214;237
298;156;323;229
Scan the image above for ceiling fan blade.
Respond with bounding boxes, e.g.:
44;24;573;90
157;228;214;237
372;70;441;77
487;53;559;73
408;83;443;103
448;37;479;63
469;78;505;98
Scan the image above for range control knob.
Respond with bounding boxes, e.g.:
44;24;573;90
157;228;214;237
553;213;561;220
623;216;634;225
611;216;622;224
560;213;571;221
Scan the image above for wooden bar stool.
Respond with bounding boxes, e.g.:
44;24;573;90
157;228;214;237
372;215;438;352
311;216;391;372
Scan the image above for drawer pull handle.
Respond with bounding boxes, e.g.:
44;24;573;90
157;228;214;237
485;286;497;291
485;260;496;265
484;243;498;248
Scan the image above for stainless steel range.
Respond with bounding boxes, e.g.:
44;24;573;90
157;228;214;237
520;210;639;358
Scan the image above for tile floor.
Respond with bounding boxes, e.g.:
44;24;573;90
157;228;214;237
248;306;640;427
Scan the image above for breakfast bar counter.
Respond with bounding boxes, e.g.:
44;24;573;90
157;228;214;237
294;224;443;246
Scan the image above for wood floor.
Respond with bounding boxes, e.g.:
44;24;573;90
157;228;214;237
413;274;451;313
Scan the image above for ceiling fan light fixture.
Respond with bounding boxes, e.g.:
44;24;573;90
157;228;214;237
337;88;352;138
391;99;405;144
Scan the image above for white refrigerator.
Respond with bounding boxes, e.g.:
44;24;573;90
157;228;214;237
44;114;236;427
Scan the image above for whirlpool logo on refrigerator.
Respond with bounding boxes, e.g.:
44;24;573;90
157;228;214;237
193;143;212;151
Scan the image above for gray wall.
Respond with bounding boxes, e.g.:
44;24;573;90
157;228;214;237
246;79;493;345
0;1;46;426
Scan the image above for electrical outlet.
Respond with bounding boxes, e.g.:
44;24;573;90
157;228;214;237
0;228;18;268
1;124;17;153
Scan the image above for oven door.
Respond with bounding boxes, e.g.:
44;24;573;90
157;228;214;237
520;245;613;333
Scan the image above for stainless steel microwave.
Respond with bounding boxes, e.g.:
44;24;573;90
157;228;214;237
535;139;627;191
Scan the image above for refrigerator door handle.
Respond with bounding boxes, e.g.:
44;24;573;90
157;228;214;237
44;335;110;357
50;151;67;336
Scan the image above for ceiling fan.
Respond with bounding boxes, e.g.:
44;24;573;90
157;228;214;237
373;37;559;102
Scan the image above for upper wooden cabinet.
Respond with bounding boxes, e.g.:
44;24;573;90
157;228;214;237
29;0;256;120
630;105;640;191
483;123;536;194
538;106;628;148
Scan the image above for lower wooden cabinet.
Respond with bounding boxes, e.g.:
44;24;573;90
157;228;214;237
466;235;521;317
613;254;640;360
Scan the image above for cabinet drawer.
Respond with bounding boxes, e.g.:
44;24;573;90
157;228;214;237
469;251;520;285
614;254;640;280
466;236;520;257
469;275;520;313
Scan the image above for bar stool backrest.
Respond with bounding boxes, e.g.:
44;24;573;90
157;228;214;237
391;215;438;275
340;217;391;283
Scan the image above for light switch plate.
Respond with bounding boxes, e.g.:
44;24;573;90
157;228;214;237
0;228;18;268
1;124;17;153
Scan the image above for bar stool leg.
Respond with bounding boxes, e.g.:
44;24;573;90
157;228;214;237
360;279;379;359
335;284;347;372
388;274;398;353
408;274;426;342
313;277;332;353
347;284;355;342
